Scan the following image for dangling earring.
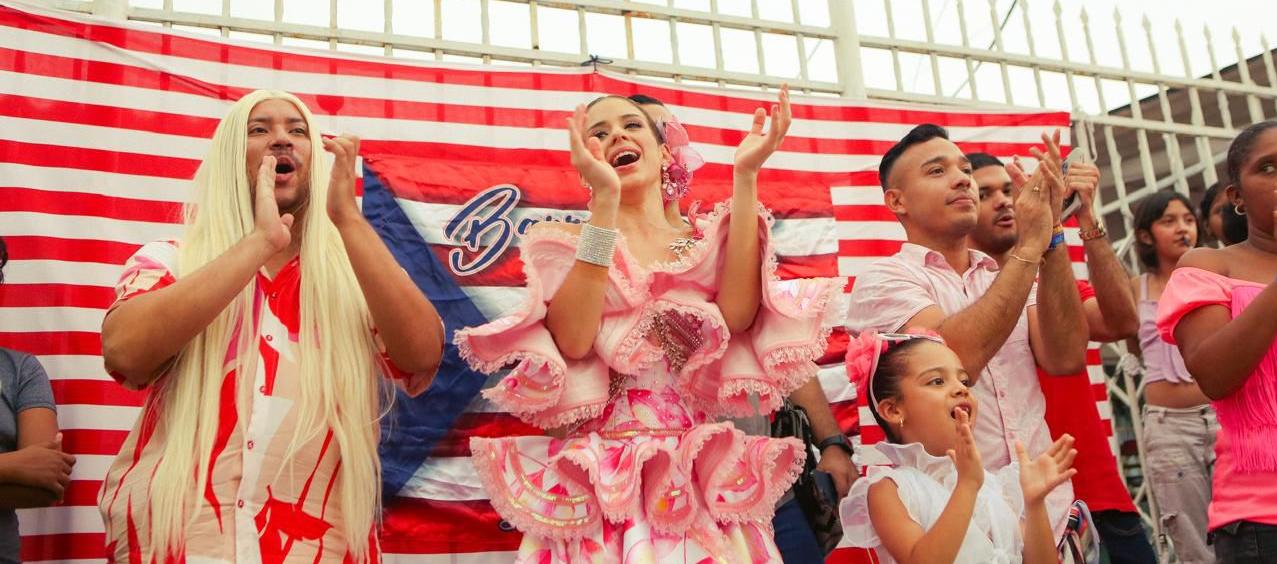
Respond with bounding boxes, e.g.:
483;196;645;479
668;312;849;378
1234;201;1247;216
661;161;691;203
898;414;905;430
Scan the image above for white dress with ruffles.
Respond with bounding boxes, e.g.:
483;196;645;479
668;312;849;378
839;442;1028;564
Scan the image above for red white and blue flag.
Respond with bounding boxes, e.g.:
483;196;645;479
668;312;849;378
0;2;1085;561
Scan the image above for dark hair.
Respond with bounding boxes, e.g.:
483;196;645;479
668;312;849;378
966;152;1004;172
867;337;934;444
879;124;950;190
1199;182;1223;224
1133;190;1196;270
627;93;665;107
0;236;6;284
1221;196;1249;245
587;95;665;144
1227;120;1277;187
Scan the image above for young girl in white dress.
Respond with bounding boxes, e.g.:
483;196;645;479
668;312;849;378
839;331;1078;564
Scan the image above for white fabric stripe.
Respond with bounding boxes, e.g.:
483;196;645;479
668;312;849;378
16;506;104;536
0;307;103;333
396;456;487;501
67;455;114;483
0;24;1066;143
57;404;139;433
0;260;121;286
0;162;193;203
818;363;856;404
0;211;182;245
837;220;905;241
0;114;209;160
37;355;114;382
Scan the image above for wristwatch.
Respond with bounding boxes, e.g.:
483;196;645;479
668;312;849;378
817;434;854;457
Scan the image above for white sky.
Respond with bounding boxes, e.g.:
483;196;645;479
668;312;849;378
128;0;1277;114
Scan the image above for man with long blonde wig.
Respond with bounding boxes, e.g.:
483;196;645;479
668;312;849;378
97;90;443;562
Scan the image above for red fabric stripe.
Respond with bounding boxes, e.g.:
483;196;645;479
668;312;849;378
19;532;108;561
61;429;130;458
56;479;106;507
0;236;145;266
0;187;184;224
0;331;99;356
834;205;896;222
0;284;115;308
839;239;905;257
50;379;145;408
429;413;542;458
0;139;199;179
380;497;523;554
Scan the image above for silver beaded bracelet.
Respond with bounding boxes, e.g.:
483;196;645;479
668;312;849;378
575;223;618;268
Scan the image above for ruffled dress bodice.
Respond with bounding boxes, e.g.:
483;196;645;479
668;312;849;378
840;442;1027;564
454;202;843;562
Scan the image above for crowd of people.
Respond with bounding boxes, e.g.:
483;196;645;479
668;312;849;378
2;87;1275;564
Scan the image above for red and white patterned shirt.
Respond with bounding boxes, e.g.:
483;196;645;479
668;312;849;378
98;240;431;563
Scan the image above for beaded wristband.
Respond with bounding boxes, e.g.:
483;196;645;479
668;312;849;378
1048;225;1067;250
575;223;618;267
1079;226;1107;241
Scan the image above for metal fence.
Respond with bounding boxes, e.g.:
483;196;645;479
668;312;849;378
24;0;1277;559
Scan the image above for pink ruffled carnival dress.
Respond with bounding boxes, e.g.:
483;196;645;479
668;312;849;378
454;203;843;563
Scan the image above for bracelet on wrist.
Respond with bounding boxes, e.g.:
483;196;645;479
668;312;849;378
1079;226;1107;241
574;223;618;268
1047;225;1067;250
1009;252;1044;266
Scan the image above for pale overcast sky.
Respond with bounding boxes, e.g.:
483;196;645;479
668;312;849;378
128;0;1277;114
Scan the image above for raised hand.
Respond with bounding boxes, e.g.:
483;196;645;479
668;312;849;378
5;435;75;499
1065;160;1102;226
254;155;294;251
1017;435;1077;506
947;408;984;490
1029;129;1066;223
733;84;792;176
565;104;622;202
323;134;363;227
1009;154;1054;257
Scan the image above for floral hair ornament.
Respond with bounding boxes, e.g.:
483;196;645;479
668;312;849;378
660;115;705;203
846;328;945;420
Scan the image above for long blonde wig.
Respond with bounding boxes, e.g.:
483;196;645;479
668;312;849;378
147;90;385;561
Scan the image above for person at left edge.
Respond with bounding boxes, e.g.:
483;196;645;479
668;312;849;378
98;90;444;563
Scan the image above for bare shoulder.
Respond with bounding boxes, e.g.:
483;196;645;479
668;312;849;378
1177;246;1230;276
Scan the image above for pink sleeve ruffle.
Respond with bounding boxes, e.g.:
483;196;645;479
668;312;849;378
453;226;616;429
684;201;845;417
1156;267;1236;346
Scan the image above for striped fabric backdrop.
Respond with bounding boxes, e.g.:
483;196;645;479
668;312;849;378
0;2;1097;562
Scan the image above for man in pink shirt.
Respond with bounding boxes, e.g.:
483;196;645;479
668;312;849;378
846;124;1087;531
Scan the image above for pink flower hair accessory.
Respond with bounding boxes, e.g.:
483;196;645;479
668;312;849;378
660;115;705;203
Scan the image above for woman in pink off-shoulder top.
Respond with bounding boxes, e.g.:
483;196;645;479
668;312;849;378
1157;120;1277;564
453;87;844;563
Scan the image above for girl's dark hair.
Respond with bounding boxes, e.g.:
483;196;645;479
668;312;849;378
0;236;7;284
1227;120;1277;187
586;95;666;144
867;337;933;444
1199;183;1222;228
1133;190;1195;271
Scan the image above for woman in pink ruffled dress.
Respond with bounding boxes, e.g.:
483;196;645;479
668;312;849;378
454;87;844;562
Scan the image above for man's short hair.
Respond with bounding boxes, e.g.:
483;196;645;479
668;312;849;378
879;124;950;190
966;152;1004;172
628;94;665;106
